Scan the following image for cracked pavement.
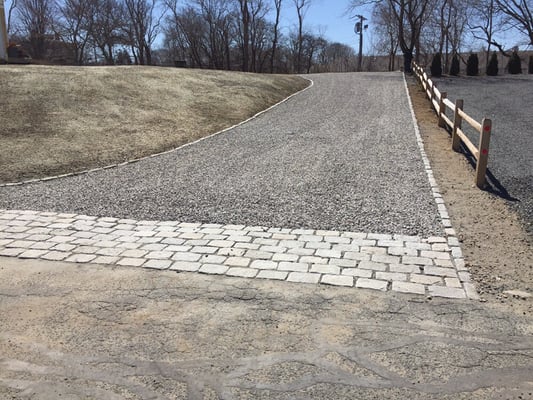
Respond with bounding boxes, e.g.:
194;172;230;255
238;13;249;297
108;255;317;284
1;257;532;399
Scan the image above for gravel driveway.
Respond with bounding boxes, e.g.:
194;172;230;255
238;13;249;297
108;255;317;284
0;72;442;236
434;75;533;233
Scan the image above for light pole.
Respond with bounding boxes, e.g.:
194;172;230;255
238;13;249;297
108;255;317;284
0;0;8;62
354;15;367;72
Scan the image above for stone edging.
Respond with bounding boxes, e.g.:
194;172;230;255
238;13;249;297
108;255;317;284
402;73;476;299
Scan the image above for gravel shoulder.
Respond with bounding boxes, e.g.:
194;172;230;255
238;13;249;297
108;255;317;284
0;72;442;237
407;75;532;310
432;74;533;234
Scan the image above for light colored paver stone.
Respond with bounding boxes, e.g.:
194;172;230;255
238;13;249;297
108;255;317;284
287;272;320;284
42;251;71;261
226;268;259;278
278;262;308;273
375;272;408;282
93;256;120;265
65;254;97;263
117;257;146;267
429;285;467;299
424;266;458;278
310;264;340;275
256;270;289;280
410;274;443;285
341;268;373;278
224;257;251;267
144;259;172;270
355;278;388;291
169;261;201;272
250;260;278;270
358;261;388;271
199;264;229;275
392;281;426;295
171;252;202;262
321;274;354;287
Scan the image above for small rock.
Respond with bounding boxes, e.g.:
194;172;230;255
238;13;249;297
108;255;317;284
503;290;532;300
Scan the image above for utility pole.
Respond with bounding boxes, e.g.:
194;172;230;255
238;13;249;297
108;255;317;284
354;15;367;72
0;0;8;62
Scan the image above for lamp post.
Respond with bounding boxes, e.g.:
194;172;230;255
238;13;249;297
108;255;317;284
0;0;8;62
354;15;367;72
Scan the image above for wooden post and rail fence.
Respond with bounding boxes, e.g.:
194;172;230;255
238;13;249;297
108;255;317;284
411;61;492;188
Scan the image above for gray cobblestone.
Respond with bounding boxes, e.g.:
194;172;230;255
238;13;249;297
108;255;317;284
358;261;388;271
0;211;472;300
65;254;97;263
272;253;299;262
424;266;458;278
250;260;278;270
310;264;340;275
169;261;201;272
226;267;258;278
355;278;388;291
117;257;146;267
224;257;251;267
375;272;407;282
41;251;71;261
341;268;373;278
144;259;172;270
287;272;320;284
278;262;308;273
256;270;288;280
93;256;120;265
199;264;229;275
429;285;467;299
321;274;354;287
391;281;425;295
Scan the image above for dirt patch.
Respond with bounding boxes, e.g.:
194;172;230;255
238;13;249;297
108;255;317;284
0;65;308;184
407;76;532;315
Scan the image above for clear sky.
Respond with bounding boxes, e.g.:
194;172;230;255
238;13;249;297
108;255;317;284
279;0;373;52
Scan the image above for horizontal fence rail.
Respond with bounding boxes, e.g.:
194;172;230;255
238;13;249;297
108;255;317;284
412;62;492;188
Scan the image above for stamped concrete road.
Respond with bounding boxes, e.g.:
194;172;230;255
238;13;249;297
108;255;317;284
0;72;532;399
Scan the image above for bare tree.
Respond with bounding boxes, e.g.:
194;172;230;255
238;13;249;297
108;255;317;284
496;0;533;45
56;0;94;64
270;0;281;72
371;1;399;70
7;0;18;36
88;0;126;64
16;0;54;59
293;0;311;73
123;0;162;65
348;0;432;72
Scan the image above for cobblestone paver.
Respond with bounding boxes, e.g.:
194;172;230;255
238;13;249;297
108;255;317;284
0;209;477;299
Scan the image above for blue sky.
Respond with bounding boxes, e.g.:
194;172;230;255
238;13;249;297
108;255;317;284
279;0;371;51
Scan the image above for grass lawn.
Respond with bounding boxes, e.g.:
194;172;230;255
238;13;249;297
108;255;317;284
0;65;308;183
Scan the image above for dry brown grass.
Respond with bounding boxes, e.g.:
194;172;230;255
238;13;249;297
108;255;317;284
0;65;308;183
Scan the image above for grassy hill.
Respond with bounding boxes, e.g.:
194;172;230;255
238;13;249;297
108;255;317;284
0;65;308;183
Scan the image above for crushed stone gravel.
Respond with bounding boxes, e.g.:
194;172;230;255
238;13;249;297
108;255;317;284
0;72;443;236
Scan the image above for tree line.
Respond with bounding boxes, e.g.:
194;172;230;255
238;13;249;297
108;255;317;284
6;0;360;73
351;0;533;73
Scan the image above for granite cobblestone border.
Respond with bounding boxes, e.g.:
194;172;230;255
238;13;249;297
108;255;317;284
0;209;477;299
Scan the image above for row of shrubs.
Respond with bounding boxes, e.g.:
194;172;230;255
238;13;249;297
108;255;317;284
430;52;533;77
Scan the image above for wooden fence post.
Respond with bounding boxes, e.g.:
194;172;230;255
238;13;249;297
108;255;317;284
438;92;447;128
475;118;492;188
452;99;463;152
